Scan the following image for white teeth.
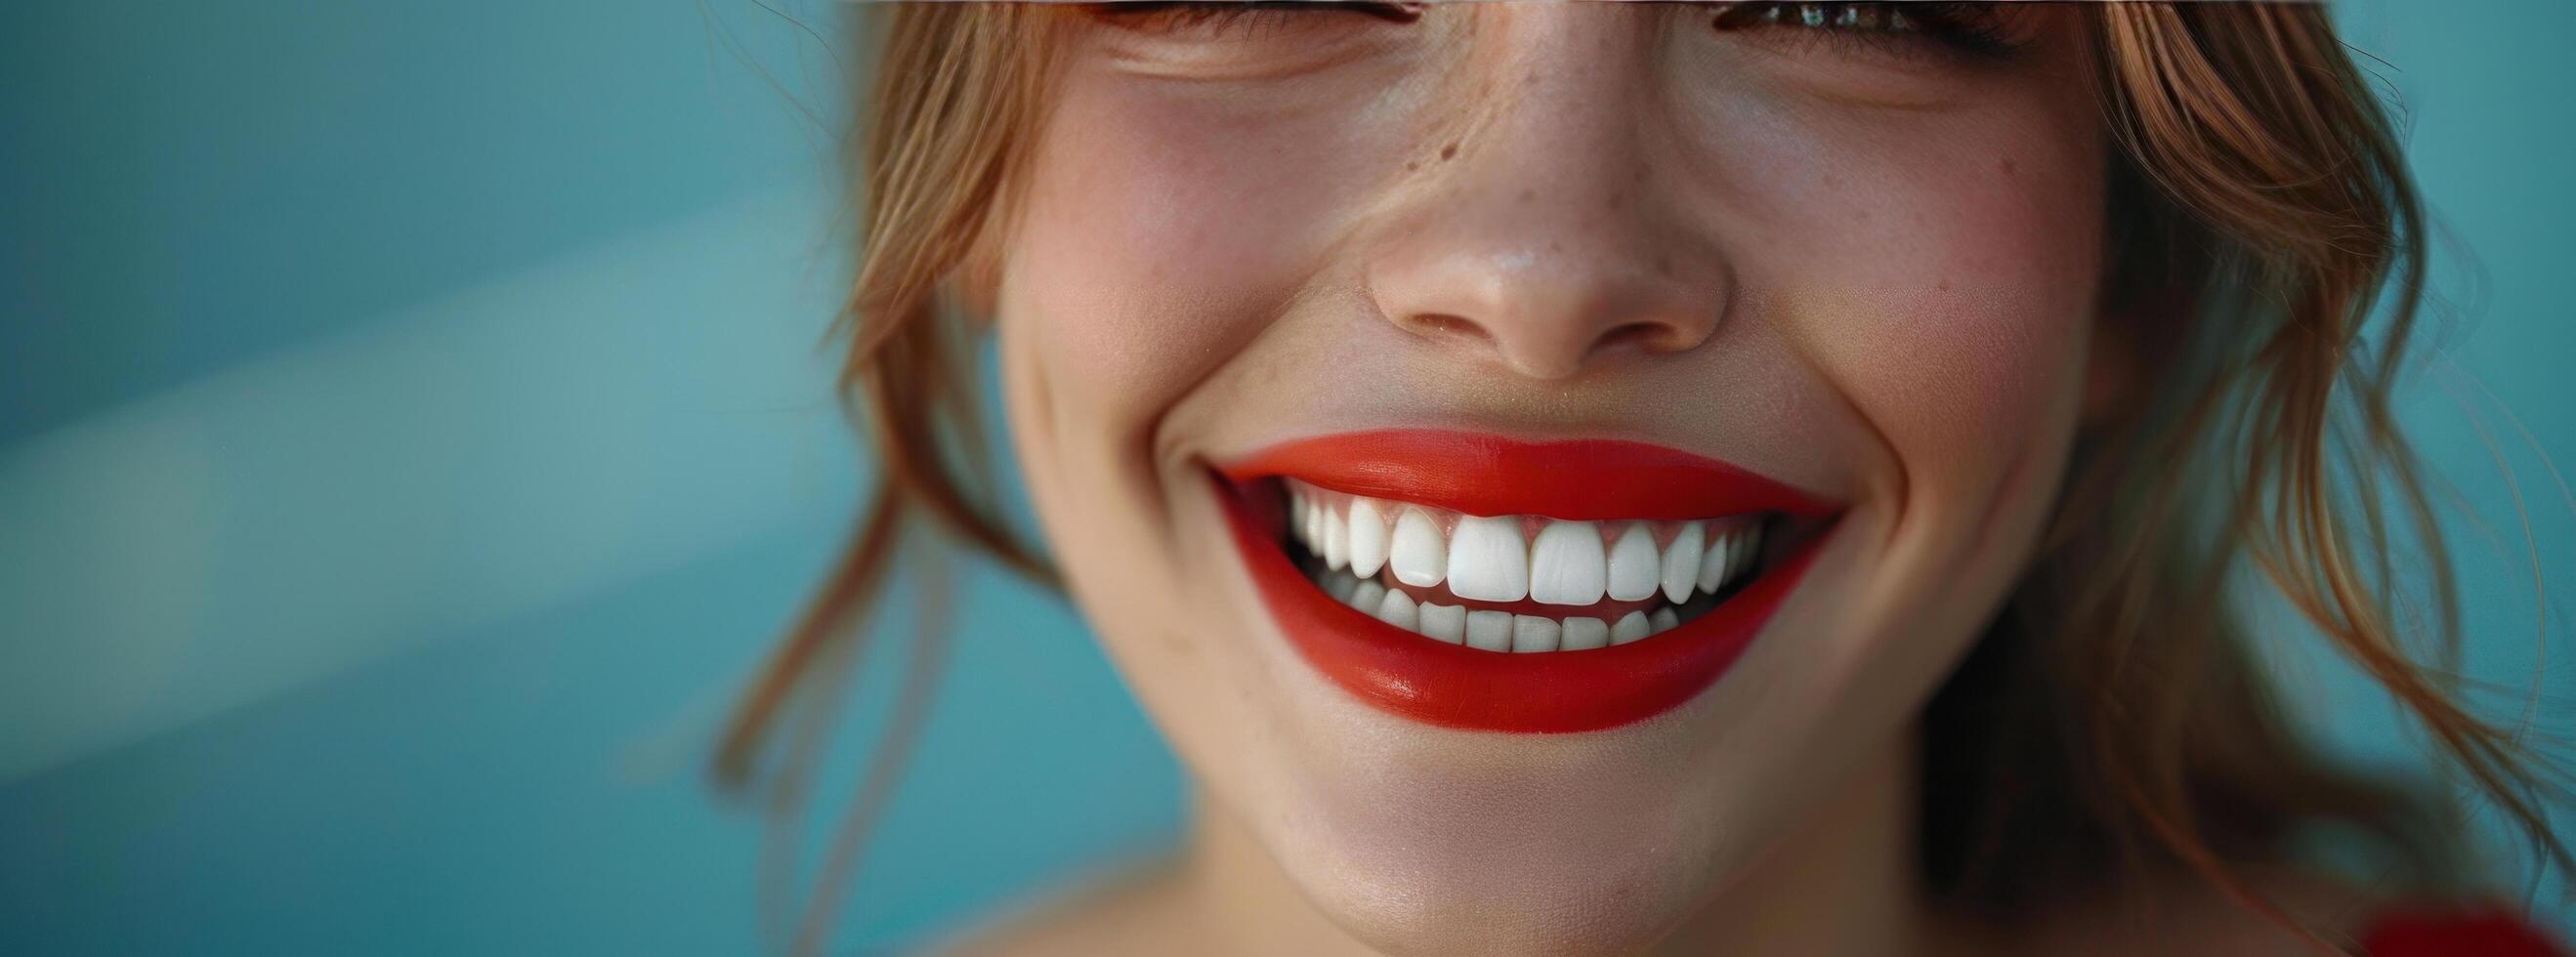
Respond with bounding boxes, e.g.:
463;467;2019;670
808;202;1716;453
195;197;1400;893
1611;609;1652;645
1325;573;1358;603
1606;523;1660;602
1696;528;1729;594
1560;616;1609;650
1373;587;1418;631
1528;520;1607;605
1661;521;1705;604
1510;614;1561;653
1464;609;1514;651
1389;508;1447;588
1447;516;1530;603
1696;521;1762;594
1288;481;1786;652
1292;483;1767;604
1346;498;1389;578
1418;602;1466;644
1348;579;1385;613
1305;557;1752;651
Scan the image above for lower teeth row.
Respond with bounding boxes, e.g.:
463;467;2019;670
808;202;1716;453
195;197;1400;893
1306;563;1723;653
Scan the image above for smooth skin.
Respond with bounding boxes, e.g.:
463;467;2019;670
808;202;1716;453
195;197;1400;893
961;5;2366;955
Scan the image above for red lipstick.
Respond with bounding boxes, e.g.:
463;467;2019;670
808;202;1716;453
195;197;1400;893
1216;430;1837;733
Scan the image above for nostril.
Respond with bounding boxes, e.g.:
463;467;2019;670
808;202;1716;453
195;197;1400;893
1584;319;1714;362
1595;321;1672;354
1403;312;1491;344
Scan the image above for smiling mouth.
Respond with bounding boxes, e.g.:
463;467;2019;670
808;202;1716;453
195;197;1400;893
1284;480;1773;653
1216;430;1840;733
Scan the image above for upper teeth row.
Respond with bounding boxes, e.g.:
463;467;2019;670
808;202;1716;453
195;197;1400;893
1286;480;1764;606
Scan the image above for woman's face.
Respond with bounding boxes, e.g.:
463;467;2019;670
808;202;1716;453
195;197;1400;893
996;3;2107;952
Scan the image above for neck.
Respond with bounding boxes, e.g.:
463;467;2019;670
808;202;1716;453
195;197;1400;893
1177;733;1949;957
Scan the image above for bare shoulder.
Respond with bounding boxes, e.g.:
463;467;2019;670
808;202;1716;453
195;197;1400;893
2017;866;2389;957
930;853;1204;957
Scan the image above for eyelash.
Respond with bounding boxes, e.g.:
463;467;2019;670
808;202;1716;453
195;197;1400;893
1086;2;2022;60
1711;3;2019;60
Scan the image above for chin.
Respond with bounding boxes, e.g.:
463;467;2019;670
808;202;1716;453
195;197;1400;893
1274;786;1753;957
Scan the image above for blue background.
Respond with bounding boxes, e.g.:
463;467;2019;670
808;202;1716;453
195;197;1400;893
1;2;2566;952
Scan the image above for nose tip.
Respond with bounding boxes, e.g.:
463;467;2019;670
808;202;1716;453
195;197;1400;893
1388;300;1717;381
1356;15;1731;383
1373;248;1726;381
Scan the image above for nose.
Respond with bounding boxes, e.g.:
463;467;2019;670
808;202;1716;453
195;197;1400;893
1363;20;1729;382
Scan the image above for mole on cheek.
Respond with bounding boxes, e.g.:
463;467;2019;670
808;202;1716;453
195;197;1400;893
1440;142;1459;161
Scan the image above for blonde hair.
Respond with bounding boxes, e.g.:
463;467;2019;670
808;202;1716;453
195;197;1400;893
718;3;2568;949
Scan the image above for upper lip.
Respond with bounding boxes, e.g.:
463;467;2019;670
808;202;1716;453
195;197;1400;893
1214;429;1837;520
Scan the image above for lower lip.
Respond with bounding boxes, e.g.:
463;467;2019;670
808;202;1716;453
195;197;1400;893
1215;478;1824;734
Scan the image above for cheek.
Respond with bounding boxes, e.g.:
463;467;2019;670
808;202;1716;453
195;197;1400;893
1876;239;2092;519
1729;114;2105;506
1810;277;2092;504
1002;72;1402;447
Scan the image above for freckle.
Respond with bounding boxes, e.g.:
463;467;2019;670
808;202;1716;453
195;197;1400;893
1405;160;1419;172
1608;191;1624;211
1518;187;1535;203
1999;156;2017;176
1937;278;1953;292
1441;142;1458;161
1655;254;1673;276
1548;240;1564;254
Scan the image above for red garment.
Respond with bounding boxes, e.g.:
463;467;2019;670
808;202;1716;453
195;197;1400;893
2361;907;2568;957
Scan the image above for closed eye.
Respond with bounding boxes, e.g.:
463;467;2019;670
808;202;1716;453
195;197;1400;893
1083;1;1423;40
